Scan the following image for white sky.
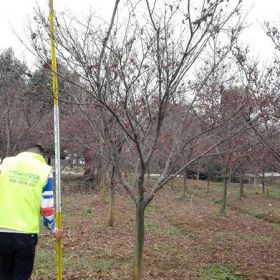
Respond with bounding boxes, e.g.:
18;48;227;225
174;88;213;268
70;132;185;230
1;0;280;69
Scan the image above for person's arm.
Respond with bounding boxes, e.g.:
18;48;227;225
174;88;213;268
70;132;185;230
41;172;56;231
41;172;62;239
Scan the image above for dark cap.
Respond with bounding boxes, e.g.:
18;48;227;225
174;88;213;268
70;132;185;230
25;144;45;156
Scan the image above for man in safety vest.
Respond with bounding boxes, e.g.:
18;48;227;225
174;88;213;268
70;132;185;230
0;145;62;280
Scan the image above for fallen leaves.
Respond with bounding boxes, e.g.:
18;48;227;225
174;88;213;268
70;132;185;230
32;185;280;279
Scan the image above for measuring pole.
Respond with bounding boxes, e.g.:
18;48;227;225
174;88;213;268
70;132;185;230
49;0;62;279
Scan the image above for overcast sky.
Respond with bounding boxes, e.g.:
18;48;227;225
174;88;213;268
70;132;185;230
1;0;280;69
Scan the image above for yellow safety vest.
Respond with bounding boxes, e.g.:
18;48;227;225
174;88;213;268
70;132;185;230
0;152;52;233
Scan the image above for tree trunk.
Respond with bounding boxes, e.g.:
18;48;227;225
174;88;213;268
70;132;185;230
261;169;265;194
133;203;145;280
253;175;257;187
239;172;244;200
83;151;95;190
170;177;175;190
146;168;151;188
96;156;108;201
220;176;228;215
228;174;232;186
5;116;11;157
96;158;102;189
108;167;115;227
182;175;187;197
99;170;108;202
207;170;211;190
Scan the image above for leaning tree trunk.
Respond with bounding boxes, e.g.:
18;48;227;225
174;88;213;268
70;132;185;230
220;175;228;215
133;202;146;280
170;177;175;190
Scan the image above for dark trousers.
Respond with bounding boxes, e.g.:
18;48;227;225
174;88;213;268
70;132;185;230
0;232;38;280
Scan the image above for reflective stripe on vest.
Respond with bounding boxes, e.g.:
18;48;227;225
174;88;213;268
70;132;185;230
0;152;52;233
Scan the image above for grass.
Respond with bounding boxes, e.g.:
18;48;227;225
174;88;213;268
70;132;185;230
31;178;280;279
146;204;160;212
169;177;280;225
146;223;181;237
200;265;242;280
33;248;55;275
85;207;94;214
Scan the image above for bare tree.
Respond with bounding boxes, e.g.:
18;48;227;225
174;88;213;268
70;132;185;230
0;48;54;157
234;40;280;178
28;0;247;278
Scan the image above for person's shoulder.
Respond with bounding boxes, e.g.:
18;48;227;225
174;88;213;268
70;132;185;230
44;163;53;174
2;156;15;164
0;156;15;171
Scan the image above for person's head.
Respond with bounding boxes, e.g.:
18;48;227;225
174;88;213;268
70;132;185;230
25;145;45;157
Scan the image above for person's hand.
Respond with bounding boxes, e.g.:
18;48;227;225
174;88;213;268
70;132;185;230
53;228;62;240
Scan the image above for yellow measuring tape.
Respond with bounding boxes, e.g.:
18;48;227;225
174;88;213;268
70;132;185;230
49;0;62;279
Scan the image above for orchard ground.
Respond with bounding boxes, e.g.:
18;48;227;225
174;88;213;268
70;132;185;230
32;178;280;280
